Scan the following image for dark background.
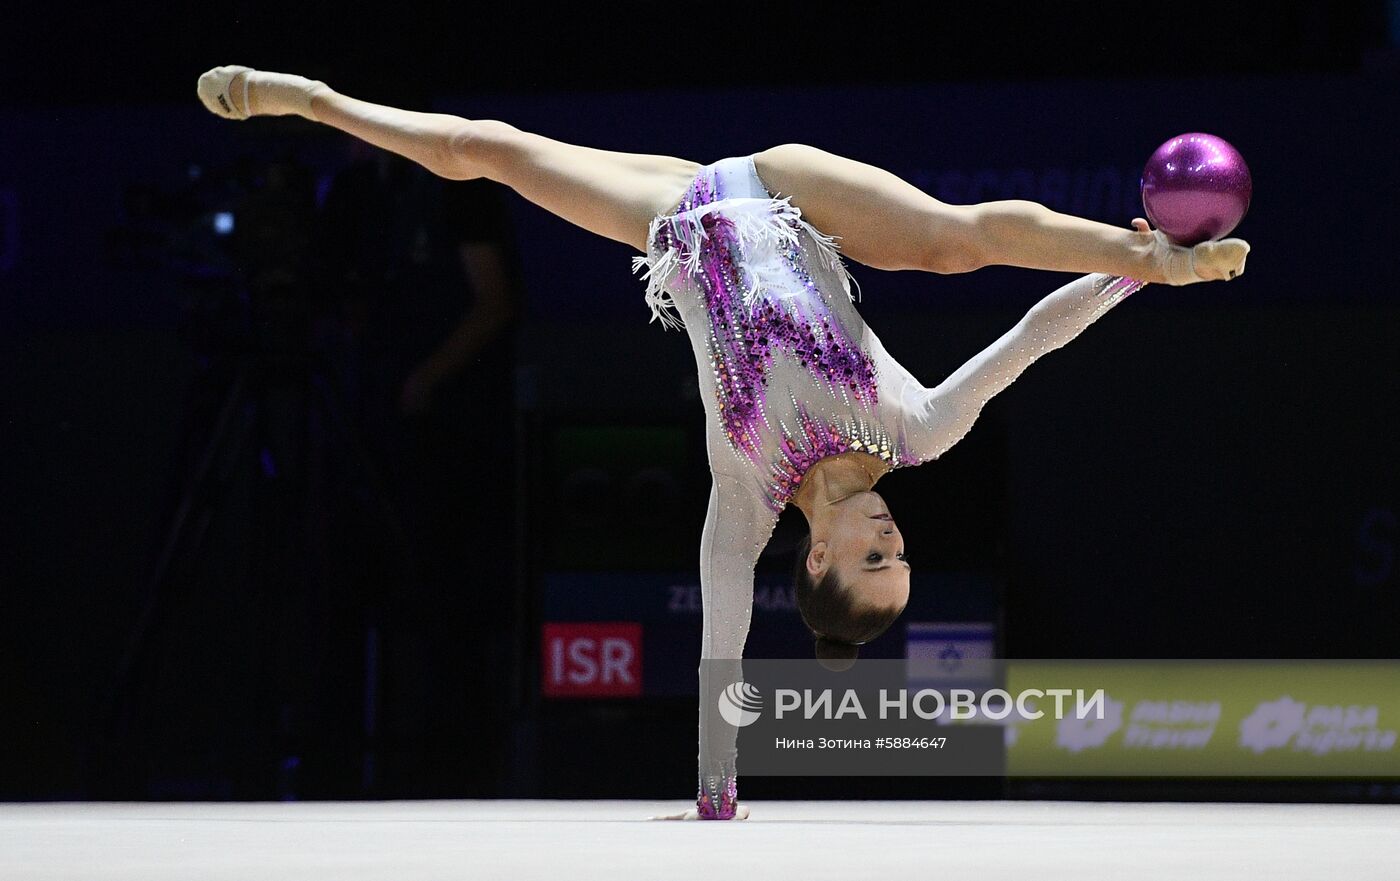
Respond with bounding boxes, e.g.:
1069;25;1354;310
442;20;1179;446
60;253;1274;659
2;1;1398;802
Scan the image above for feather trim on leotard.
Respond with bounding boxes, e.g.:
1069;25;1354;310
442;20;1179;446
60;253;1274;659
631;245;686;332
632;196;862;332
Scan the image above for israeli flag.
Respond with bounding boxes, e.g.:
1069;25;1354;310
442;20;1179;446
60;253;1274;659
905;621;997;688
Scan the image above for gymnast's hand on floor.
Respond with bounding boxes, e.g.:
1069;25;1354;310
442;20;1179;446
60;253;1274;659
647;804;751;820
1131;217;1251;285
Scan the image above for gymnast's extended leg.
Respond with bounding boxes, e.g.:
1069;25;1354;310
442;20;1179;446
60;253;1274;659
195;65;701;254
750;143;1249;284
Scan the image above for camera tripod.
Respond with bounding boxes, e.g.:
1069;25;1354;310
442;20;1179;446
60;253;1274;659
87;283;417;799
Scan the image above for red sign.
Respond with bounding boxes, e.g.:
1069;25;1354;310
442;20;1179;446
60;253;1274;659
541;622;643;697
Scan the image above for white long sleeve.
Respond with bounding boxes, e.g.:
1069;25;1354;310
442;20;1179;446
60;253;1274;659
905;273;1146;462
695;468;778;818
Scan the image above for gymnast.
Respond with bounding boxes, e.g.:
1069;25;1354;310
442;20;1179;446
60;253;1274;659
195;66;1251;820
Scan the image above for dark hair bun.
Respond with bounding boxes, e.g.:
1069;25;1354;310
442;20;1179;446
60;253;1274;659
814;635;860;672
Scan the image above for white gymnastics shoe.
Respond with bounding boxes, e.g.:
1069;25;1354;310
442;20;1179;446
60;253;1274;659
196;65;255;120
196;65;328;121
1133;217;1251;285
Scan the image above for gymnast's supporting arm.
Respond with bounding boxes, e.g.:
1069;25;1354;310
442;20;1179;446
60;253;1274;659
667;470;777;820
904;272;1148;463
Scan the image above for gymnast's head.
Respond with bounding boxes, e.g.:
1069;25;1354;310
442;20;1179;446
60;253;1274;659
791;489;909;671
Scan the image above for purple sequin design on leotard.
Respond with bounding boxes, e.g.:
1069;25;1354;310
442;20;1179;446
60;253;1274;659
654;176;881;468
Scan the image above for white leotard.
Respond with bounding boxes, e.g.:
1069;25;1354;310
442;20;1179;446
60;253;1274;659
631;154;1145;817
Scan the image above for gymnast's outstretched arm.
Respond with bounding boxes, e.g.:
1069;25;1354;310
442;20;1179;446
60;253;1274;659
903;272;1148;463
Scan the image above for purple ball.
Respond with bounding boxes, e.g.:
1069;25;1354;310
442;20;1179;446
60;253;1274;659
1140;133;1252;246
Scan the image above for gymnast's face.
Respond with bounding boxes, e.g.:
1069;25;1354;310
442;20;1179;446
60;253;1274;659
810;491;910;617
